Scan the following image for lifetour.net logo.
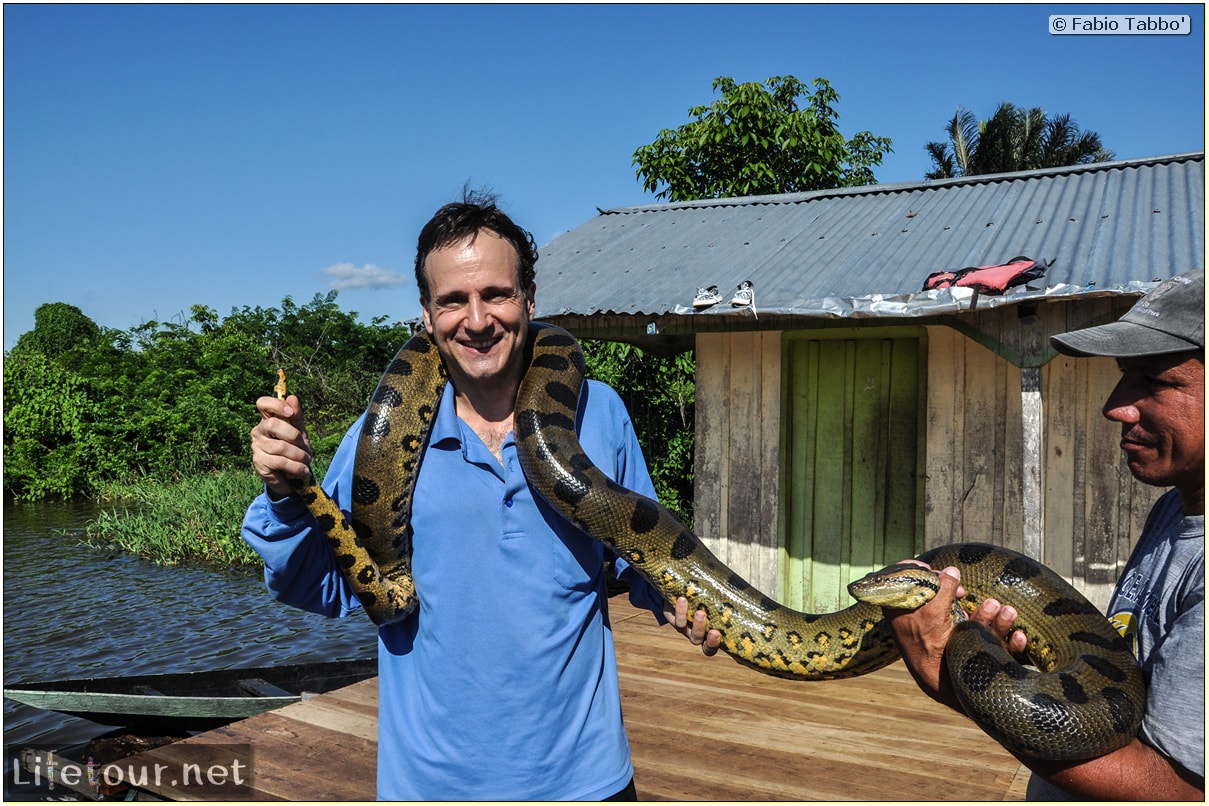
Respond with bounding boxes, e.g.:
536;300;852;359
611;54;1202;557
7;743;254;799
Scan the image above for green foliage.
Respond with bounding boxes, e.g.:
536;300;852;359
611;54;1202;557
6;294;698;571
581;340;696;525
925;103;1114;179
4;293;411;501
260;292;414;448
14;302;102;359
3;349;92;499
633;75;893;201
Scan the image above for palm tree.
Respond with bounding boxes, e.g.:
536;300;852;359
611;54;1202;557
925;103;1114;179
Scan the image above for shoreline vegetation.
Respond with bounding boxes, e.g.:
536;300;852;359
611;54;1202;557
8;296;695;569
78;460;332;568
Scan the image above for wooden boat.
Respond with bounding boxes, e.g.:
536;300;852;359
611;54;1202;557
3;658;377;732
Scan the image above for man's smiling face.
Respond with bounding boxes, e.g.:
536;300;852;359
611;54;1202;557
420;229;535;395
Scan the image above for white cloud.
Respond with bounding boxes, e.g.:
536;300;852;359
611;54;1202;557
323;263;409;290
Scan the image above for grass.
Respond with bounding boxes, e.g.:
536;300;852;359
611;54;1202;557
83;461;329;567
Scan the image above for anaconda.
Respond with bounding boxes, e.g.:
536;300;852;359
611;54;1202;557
278;322;1145;762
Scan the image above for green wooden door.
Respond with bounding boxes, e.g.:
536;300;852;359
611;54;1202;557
781;334;924;613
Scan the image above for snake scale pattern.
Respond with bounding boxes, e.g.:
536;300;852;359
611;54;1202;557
280;322;1144;762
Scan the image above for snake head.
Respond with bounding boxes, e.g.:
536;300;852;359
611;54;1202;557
847;563;941;609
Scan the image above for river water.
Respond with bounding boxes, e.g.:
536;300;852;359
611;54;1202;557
2;498;379;750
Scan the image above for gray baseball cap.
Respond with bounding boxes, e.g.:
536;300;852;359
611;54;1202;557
1050;270;1205;358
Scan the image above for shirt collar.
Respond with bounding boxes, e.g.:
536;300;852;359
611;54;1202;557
429;381;462;447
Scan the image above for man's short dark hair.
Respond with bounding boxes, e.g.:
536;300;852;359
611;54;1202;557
414;190;539;301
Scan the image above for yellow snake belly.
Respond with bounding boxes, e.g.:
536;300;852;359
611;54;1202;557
282;322;1144;761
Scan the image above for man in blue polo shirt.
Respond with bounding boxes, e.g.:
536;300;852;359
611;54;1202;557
243;193;720;800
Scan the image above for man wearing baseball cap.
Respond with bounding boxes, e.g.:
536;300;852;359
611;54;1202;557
1050;269;1205;358
888;271;1204;800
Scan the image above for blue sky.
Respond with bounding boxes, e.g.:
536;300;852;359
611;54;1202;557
4;3;1204;349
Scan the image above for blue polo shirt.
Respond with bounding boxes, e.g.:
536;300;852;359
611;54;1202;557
242;380;666;800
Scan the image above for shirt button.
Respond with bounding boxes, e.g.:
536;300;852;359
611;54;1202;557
504;498;514;508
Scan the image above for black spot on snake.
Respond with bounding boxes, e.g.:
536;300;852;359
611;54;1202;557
514;410;540;441
1069;630;1124;650
363;411;391;441
1044;598;1101;617
1059;673;1090;704
1026;693;1071;734
532;353;571;372
387;357;414;376
997;556;1041;587
954;544;994;565
374;385;405;407
537;332;577;348
725;574;753;593
1081;652;1130;682
1102;687;1139;733
670;531;695;560
956;651;1002;693
352;476;381;506
629;500;660;534
536;410;576;434
544;380;578;412
554;475;590;505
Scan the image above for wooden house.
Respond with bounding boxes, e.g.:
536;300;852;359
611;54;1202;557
534;152;1205;611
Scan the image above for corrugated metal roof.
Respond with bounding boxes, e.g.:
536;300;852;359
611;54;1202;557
535;152;1205;321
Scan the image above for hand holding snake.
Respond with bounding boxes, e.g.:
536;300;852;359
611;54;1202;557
880;563;1026;712
250;372;313;499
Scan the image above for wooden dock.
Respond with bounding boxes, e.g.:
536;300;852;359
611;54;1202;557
106;599;1030;800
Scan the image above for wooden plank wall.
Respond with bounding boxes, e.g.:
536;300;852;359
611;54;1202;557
694;330;783;596
693;294;1163;613
924;325;1027;553
922;297;1163;610
1039;303;1165;609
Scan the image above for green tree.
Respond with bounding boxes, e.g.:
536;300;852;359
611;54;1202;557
256;292;413;454
2;349;93;499
3;293;413;500
581;340;695;523
925;103;1114;179
13;301;102;359
633;75;893;201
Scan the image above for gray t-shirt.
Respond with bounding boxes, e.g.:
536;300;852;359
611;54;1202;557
1029;489;1205;798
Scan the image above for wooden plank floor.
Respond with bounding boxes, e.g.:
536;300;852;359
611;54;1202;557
609;601;1030;801
108;599;1030;801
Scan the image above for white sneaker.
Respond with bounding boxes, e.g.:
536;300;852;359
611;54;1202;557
731;280;754;307
693;285;722;309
